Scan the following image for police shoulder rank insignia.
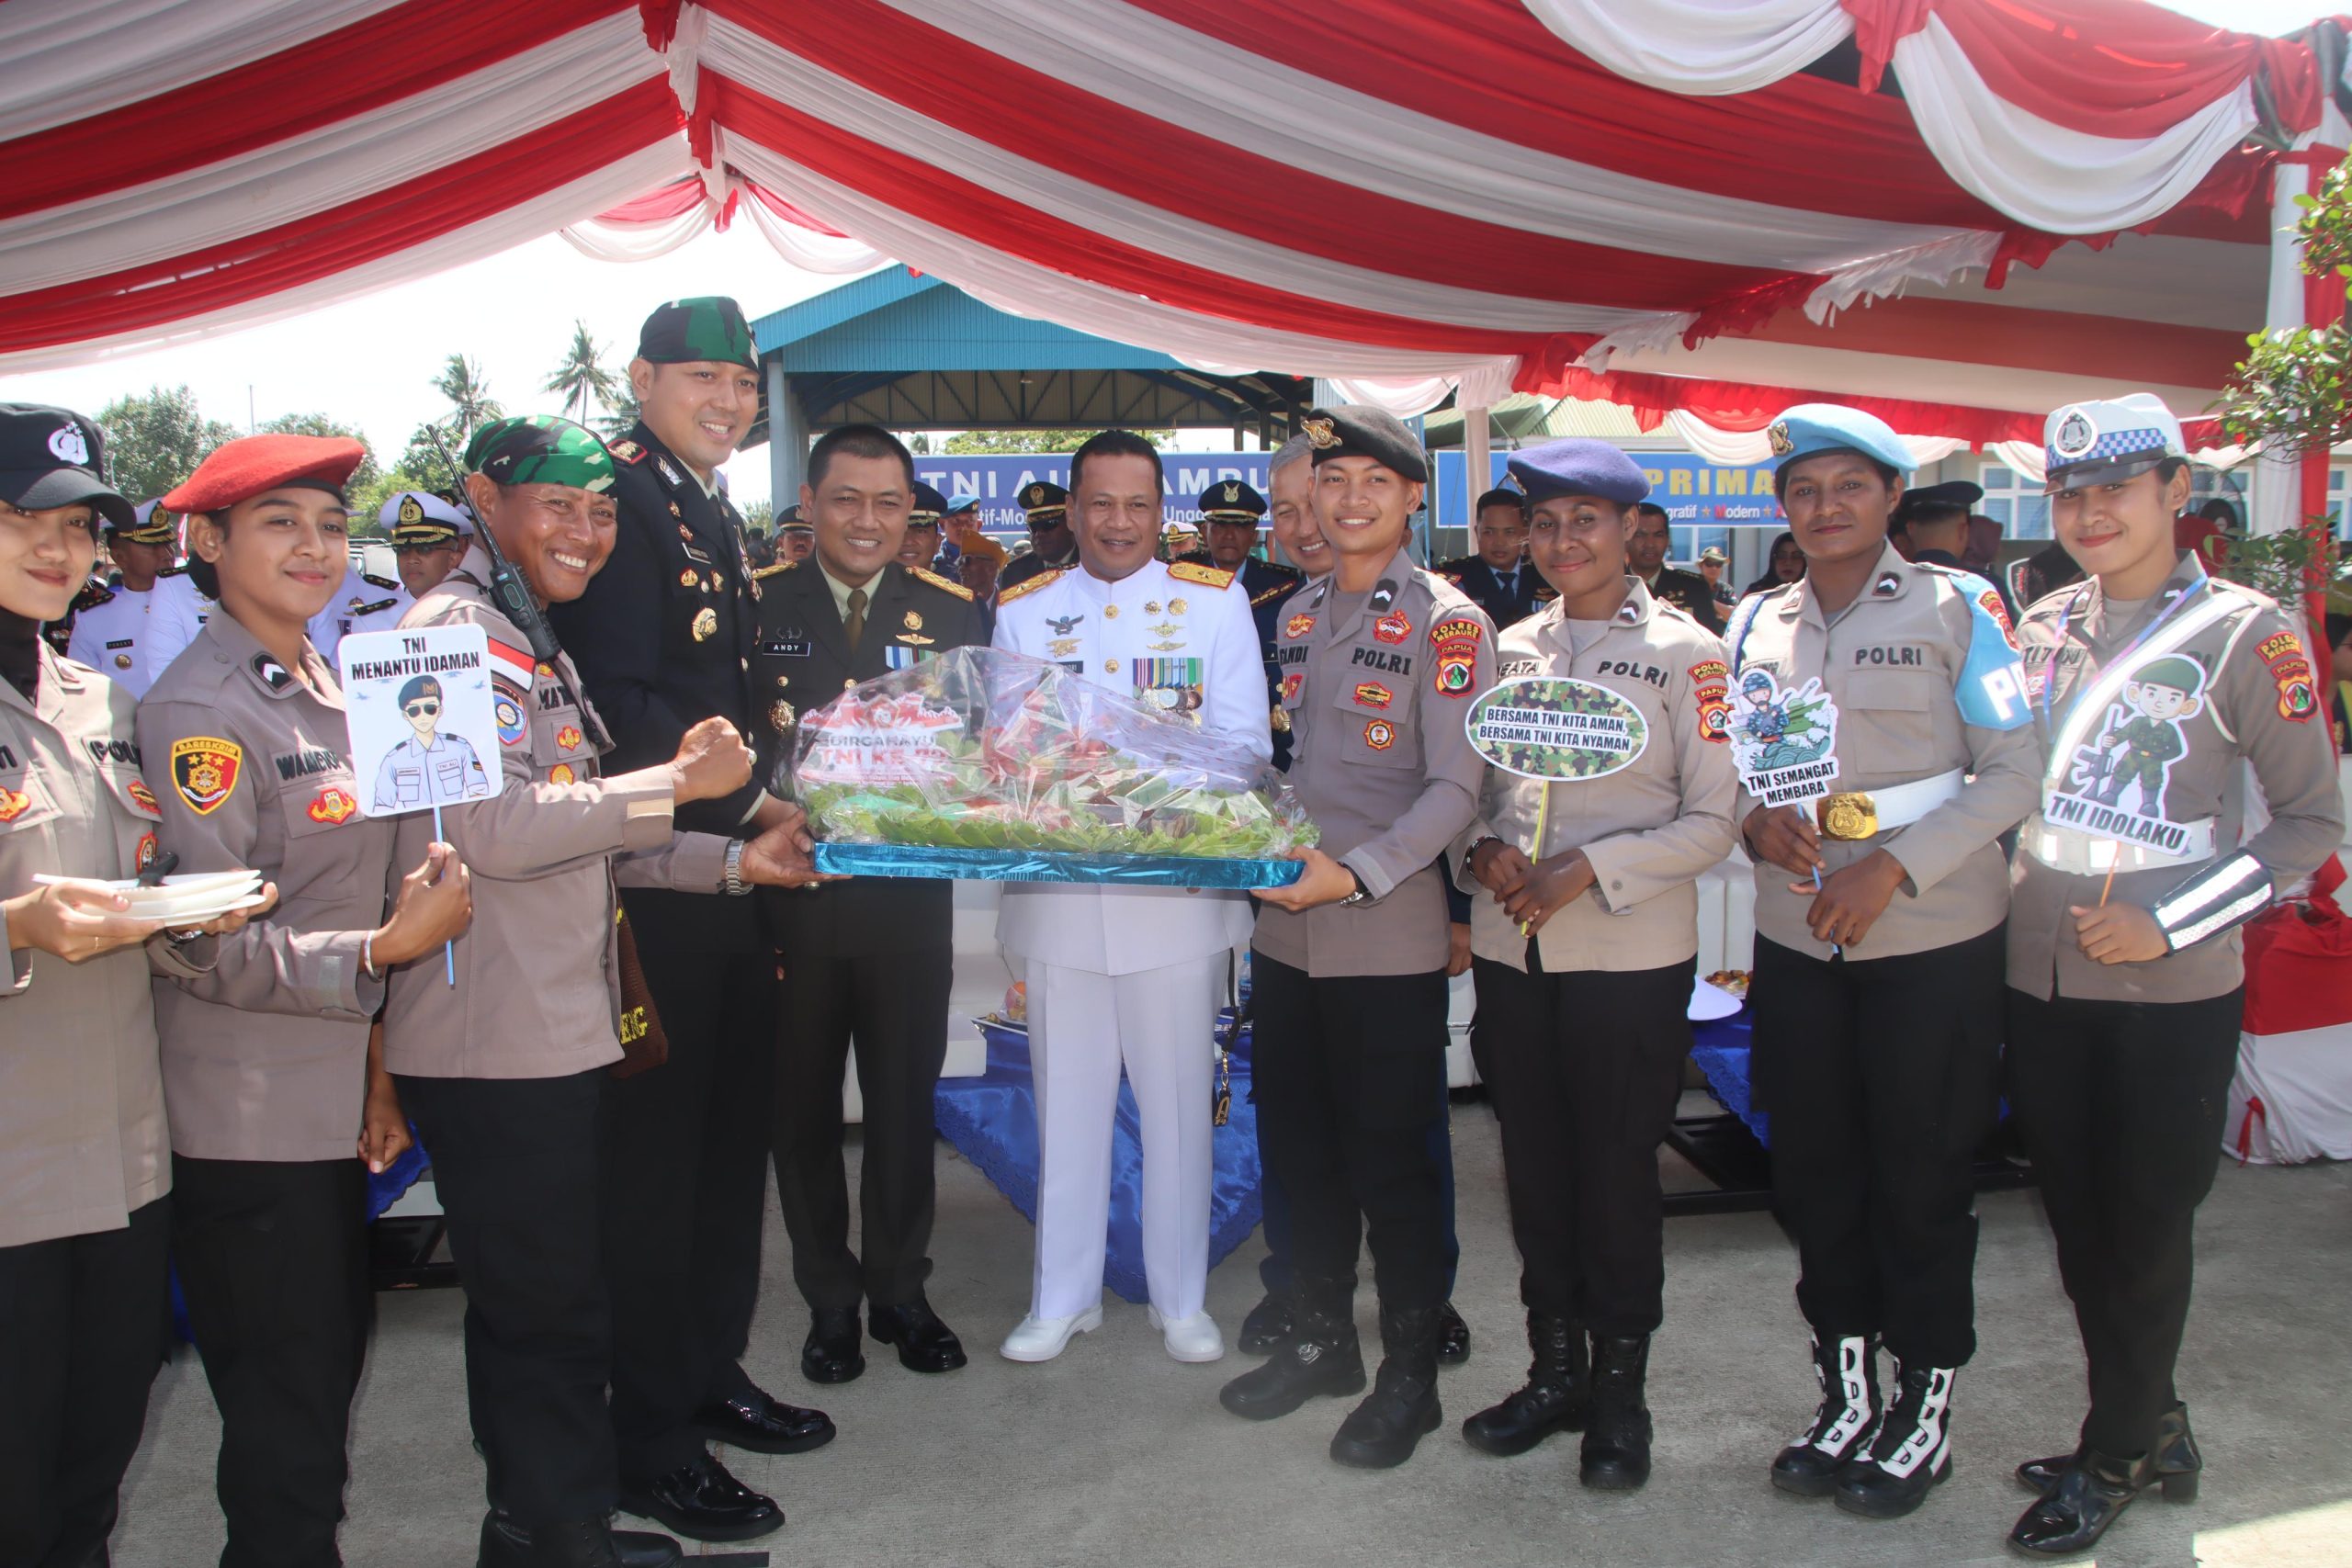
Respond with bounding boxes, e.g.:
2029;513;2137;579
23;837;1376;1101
1168;560;1234;589
912;566;974;602
607;439;647;465
169;736;243;815
307;786;358;826
996;569;1067;605
1429;618;1483;698
362;572;400;592
250;653;293;693
71;581;113;613
1872;572;1902;597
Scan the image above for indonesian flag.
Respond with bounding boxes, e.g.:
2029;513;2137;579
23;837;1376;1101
488;637;537;685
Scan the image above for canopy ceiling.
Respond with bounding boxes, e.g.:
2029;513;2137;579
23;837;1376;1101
3;0;2344;445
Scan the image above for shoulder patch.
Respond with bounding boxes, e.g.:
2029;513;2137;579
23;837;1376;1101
1167;560;1235;589
995;568;1068;605
70;581;114;613
912;565;976;602
606;438;647;465
1264;560;1304;580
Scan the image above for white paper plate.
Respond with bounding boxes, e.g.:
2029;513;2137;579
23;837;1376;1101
153;890;270;927
1686;978;1745;1022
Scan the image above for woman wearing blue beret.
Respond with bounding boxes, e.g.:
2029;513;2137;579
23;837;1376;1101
1724;405;2040;1520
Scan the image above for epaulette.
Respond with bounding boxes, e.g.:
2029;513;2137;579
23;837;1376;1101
606;438;647;465
157;562;190;577
1168;559;1235;589
354;597;401;616
1250;582;1295;607
1264;560;1304;579
751;559;797;581
911;564;976;602
996;567;1068;605
362;571;400;592
70;581;114;613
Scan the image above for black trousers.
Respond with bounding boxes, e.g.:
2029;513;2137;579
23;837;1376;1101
1751;928;2005;1370
172;1156;371;1568
773;948;953;1312
0;1198;170;1568
603;944;778;1479
2006;986;2244;1457
1254;1098;1462;1299
1478;952;1695;1335
1250;956;1450;1311
396;1070;613;1529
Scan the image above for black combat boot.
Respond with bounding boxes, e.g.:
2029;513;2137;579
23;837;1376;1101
2008;1447;2154;1556
1579;1333;1653;1490
1771;1333;1881;1497
477;1511;683;1568
2016;1402;2199;1502
1834;1359;1956;1519
1237;1292;1295;1357
1329;1303;1443;1469
1219;1277;1364;1420
1462;1311;1588;1457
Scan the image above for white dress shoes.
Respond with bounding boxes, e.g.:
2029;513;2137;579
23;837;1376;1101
1148;1305;1226;1363
999;1304;1104;1362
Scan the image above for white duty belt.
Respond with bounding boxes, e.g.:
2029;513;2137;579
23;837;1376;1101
2023;815;2218;876
1814;769;1963;841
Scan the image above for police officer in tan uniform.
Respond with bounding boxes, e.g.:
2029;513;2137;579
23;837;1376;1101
1452;440;1737;1491
140;434;473;1568
2001;396;2343;1557
384;416;830;1568
1726;405;2040;1520
0;404;269;1568
1220;407;1492;1469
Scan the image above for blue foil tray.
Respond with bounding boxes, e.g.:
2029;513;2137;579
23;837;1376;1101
811;841;1304;887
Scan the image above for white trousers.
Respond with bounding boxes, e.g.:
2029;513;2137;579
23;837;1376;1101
1025;954;1221;1321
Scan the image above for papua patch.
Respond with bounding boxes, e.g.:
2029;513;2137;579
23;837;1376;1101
307;786;358;826
493;682;528;747
1690;660;1732;744
1374;612;1411;645
1285;613;1315;639
1977;589;2018;649
1430;617;1482;697
557;725;583;751
1363;718;1396;750
0;786;28;823
1282;671;1306;705
169;737;243;816
1353;682;1394;709
2259;629;2317;722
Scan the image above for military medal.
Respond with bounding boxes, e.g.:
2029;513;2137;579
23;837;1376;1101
903;610;922;630
771;699;797;732
679;569;697;587
691;607;718;642
1170;598;1187;615
1145;601;1160;615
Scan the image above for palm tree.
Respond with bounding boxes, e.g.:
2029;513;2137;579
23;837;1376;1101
544;321;622;425
432;355;502;446
596;387;642;442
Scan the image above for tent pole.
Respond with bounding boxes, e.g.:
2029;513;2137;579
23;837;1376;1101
1464;404;1492;564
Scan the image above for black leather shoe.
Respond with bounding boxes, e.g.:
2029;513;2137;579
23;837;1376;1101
693;1387;835;1455
1579;1333;1653;1490
870;1295;968;1374
2009;1448;2153;1556
616;1454;784;1543
2017;1403;2199;1502
1462;1311;1587;1457
1834;1359;1956;1519
478;1510;682;1567
1436;1301;1471;1365
1238;1292;1294;1357
1220;1278;1363;1420
1772;1333;1881;1498
1329;1303;1443;1469
800;1305;865;1384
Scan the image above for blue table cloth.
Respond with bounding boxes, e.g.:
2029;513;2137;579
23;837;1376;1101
1688;1009;1768;1144
933;1013;1264;1304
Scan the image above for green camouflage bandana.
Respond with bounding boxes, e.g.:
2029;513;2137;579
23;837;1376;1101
464;415;616;492
636;296;757;371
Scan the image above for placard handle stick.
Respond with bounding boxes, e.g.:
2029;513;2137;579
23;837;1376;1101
432;802;456;987
1803;801;1841;959
1517;786;1553;938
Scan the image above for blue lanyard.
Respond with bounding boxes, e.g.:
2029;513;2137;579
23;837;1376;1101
2038;576;2210;729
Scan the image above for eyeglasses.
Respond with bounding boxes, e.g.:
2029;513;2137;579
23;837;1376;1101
403;701;440;718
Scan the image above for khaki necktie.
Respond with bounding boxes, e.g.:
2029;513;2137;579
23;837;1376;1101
843;586;868;649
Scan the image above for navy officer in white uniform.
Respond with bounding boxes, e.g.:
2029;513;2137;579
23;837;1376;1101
990;428;1272;1366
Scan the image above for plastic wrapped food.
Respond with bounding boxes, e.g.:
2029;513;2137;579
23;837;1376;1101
786;647;1315;886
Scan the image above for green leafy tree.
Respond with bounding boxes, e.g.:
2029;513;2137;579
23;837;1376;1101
739;498;775;535
942;428;1170;455
255;412;381;493
94;385;237;501
432;355;503;447
545;321;622;424
347;422;458;529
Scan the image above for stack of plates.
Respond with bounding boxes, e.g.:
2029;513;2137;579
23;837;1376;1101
36;869;266;924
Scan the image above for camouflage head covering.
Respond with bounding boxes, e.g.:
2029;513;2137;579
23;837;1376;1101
636;296;758;372
464;415;616;493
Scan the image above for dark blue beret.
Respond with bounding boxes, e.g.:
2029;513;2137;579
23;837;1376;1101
1505;438;1650;506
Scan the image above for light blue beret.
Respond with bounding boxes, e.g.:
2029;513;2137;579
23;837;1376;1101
1765;403;1917;477
1505;438;1650;505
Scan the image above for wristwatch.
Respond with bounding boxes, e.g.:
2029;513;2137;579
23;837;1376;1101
721;838;751;897
1340;868;1372;908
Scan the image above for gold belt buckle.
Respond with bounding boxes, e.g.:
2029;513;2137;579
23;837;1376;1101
1819;792;1878;840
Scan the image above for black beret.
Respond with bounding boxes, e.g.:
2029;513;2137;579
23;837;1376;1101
1299;405;1429;484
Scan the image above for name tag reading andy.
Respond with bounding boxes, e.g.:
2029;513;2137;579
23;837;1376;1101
1726;670;1840;807
1465;677;1646;781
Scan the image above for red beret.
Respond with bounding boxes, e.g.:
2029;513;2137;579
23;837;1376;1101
162;434;367;514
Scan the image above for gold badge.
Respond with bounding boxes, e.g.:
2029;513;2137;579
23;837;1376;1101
770;699;797;732
1103;604;1118;619
1767;421;1794;457
691;607;718;642
775;674;790;688
1147;640;1185;652
1271;707;1291;734
549;763;575;785
903;610;922;630
1145;601;1160;615
1302;415;1340;448
1149;623;1179;637
1103;659;1120;674
1049;637;1080;658
114;652;132;669
1820;793;1878;841
843;676;857;690
1170;597;1188;615
398;495;424;525
669;502;683;517
679;569;696;587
